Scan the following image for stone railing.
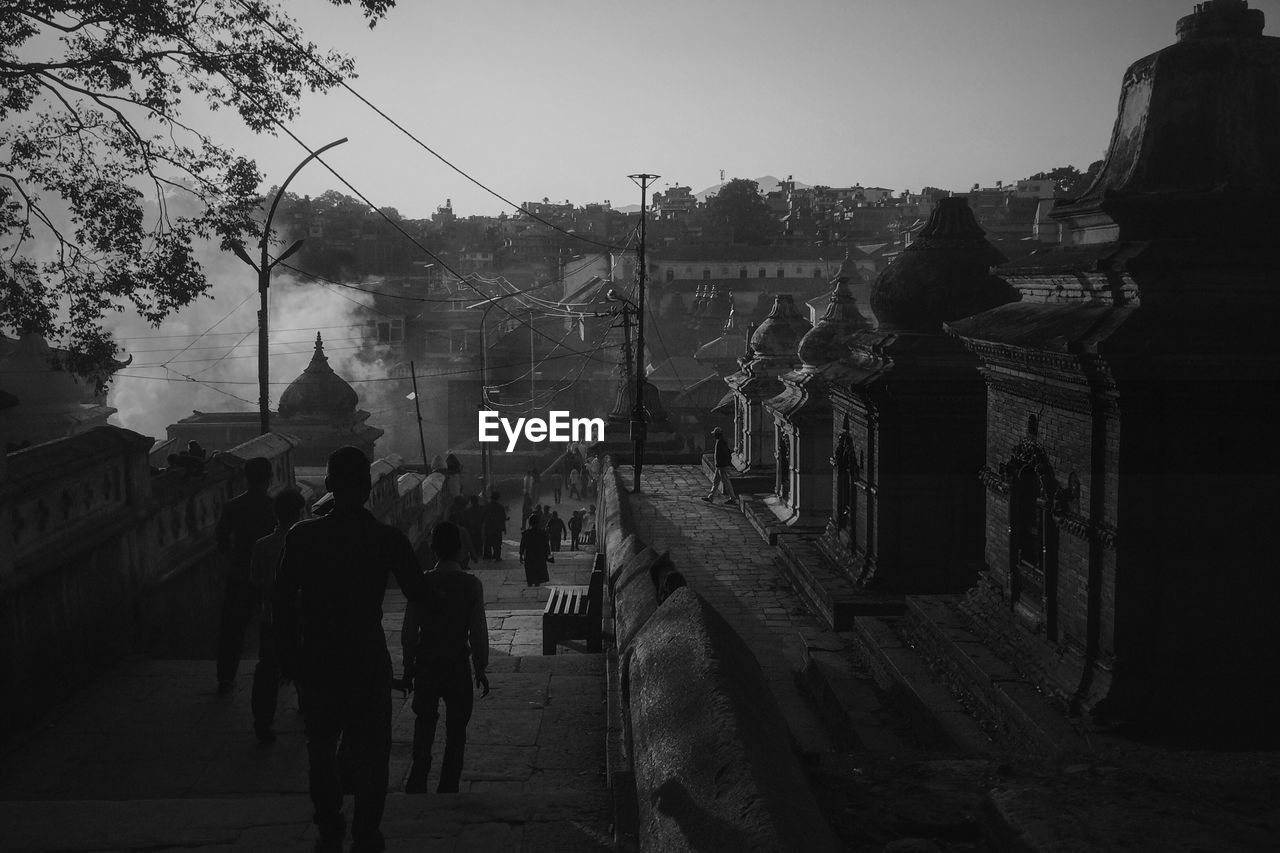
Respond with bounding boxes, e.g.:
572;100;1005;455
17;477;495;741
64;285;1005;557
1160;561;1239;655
598;456;840;853
0;427;297;740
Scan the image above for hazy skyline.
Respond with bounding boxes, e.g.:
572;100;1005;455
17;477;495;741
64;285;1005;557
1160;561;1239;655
198;0;1254;218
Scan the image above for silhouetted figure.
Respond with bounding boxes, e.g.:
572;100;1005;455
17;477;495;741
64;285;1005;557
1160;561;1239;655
273;446;437;853
546;511;566;552
550;471;563;503
568;466;582;500
568;510;583;551
168;450;206;477
443;451;462;501
481;491;507;561
187;440;207;459
248;487;305;742
464;495;483;561
703;427;738;505
214;456;275;693
520;514;552;587
401;522;490;794
446;496;474;570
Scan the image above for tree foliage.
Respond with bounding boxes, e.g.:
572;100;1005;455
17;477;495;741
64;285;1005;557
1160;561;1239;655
0;0;395;375
1027;160;1105;198
705;178;780;246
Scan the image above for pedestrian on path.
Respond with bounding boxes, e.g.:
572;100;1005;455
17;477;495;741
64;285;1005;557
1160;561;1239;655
401;521;490;794
464;494;483;562
568;466;582;500
273;446;438;853
481;491;507;560
214;456;276;694
519;514;552;586
567;510;583;551
703;427;739;505
446;497;475;570
247;486;305;743
550;470;563;503
546;510;566;552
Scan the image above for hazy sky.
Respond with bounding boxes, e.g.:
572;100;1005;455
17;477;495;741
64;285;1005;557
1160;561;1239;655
203;0;1259;218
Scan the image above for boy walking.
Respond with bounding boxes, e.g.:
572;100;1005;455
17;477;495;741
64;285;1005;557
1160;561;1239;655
703;427;738;505
402;522;490;794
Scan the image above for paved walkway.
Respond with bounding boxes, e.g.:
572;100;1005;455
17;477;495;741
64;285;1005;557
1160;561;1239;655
0;517;609;852
623;465;837;755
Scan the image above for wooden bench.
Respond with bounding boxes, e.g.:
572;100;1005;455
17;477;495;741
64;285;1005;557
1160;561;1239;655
542;555;604;655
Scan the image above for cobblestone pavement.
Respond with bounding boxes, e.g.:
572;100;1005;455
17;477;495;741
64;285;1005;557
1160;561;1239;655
0;515;610;852
623;465;836;754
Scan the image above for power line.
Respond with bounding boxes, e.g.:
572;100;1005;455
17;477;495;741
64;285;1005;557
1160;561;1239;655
107;346;614;385
263;121;616;361
229;0;632;253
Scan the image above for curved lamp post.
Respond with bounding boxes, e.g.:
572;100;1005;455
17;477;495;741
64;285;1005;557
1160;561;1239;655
232;137;349;435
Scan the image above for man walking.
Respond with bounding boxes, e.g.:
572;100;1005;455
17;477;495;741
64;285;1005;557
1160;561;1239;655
401;522;490;794
567;510;583;552
214;456;276;694
481;491;507;561
703;427;738;505
550;470;563;504
273;447;437;853
247;486;305;742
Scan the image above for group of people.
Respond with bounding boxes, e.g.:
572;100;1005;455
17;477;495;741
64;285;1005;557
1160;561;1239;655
215;447;491;853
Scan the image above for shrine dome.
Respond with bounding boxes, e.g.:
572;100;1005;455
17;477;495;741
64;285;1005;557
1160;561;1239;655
870;197;1013;332
748;294;812;358
278;333;359;418
798;261;870;367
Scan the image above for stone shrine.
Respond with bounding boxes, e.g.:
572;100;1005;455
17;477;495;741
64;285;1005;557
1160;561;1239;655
167;333;382;466
723;295;811;479
765;260;870;527
947;0;1280;727
823;198;1015;594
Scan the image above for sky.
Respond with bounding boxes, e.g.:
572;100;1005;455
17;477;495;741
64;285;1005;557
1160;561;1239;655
201;0;1256;218
28;0;1280;440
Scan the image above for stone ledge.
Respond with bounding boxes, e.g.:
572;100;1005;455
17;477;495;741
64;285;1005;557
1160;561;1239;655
776;534;901;631
849;614;995;755
740;494;827;545
902;595;1088;757
628;587;840;853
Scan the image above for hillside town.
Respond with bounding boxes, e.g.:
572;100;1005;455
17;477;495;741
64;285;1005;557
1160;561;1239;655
2;2;1279;852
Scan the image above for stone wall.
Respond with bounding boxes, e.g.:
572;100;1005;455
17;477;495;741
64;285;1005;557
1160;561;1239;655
0;429;298;737
598;457;839;853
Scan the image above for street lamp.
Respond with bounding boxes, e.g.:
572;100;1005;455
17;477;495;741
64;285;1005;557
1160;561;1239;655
232;137;348;435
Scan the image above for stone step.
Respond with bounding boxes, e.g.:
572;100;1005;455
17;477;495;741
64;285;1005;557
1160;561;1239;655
800;636;908;754
849;615;996;755
740;494;827;545
901;595;1089;757
0;789;613;853
775;534;902;631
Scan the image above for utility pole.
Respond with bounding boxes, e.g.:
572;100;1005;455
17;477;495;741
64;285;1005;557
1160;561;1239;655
232;137;348;435
409;361;429;470
627;173;659;492
529;308;536;418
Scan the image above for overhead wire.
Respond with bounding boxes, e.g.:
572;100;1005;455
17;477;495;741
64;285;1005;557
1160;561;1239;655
229;0;633;253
